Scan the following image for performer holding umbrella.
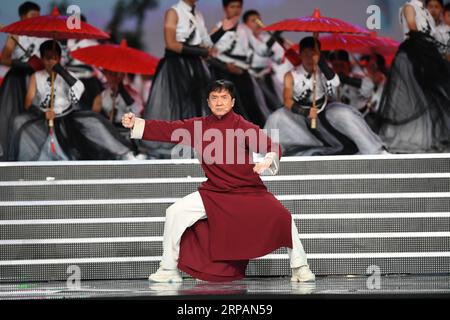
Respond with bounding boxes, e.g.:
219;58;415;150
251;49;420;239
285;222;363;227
263;8;370;129
9;40;137;161
263;10;388;156
0;1;47;161
1;8;137;161
141;0;233;159
72;39;159;157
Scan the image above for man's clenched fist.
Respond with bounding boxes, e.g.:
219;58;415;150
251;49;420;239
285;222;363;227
122;112;136;129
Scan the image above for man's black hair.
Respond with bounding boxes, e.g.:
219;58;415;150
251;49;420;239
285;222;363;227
328;50;350;63
299;37;321;52
243;9;260;23
425;0;444;6
18;1;40;17
223;0;243;8
444;3;450;12
39;40;62;58
208;80;237;99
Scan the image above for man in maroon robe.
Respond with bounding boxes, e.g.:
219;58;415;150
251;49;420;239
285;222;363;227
122;80;315;283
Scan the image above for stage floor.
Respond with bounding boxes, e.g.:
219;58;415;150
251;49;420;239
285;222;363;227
1;274;449;300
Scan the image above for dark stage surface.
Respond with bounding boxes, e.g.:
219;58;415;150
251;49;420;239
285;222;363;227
1;275;449;300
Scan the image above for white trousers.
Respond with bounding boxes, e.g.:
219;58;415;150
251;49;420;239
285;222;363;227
160;191;309;270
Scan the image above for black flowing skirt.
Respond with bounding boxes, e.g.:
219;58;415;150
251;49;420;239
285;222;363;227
210;65;267;129
141;50;211;158
254;73;283;113
9;109;132;161
379;31;450;153
0;68;29;161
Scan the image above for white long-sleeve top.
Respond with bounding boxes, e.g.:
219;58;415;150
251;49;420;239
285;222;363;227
34;69;85;115
11;35;48;61
171;0;212;47
291;65;340;103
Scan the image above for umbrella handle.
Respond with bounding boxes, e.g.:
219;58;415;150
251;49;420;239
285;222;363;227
310;33;320;130
109;89;118;122
49;71;56;128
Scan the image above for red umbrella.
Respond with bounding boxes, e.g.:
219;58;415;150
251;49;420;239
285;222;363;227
289;32;400;56
263;8;370;35
71;39;159;75
0;7;109;40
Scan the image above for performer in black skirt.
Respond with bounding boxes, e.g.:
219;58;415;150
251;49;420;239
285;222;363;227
264;37;388;156
9;40;136;161
0;1;47;160
379;0;450;153
141;0;233;158
209;0;272;129
243;9;286;114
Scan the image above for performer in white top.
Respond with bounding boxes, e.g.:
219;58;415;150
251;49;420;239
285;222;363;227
9;40;136;161
0;1;48;161
378;0;450;153
243;9;290;114
141;0;232;158
264;37;387;156
329;50;375;112
93;70;143;127
209;1;274;128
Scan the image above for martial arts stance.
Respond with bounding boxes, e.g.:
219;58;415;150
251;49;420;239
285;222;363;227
122;80;315;283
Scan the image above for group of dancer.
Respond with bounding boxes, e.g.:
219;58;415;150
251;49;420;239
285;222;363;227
0;0;449;162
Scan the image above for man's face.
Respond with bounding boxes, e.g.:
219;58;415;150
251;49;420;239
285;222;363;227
224;1;242;19
426;0;443;23
20;10;40;20
245;14;262;35
444;10;450;25
208;89;235;118
300;48;319;72
42;50;61;73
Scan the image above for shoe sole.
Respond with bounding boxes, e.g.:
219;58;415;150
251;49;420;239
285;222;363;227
291;276;316;283
148;276;183;283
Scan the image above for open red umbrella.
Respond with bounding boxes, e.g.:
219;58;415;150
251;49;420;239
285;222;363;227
263;8;370;35
71;39;159;75
0;7;110;157
295;32;399;55
0;7;109;40
263;8;370;129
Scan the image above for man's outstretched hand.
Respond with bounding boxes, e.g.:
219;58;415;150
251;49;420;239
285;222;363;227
122;112;136;129
253;158;273;175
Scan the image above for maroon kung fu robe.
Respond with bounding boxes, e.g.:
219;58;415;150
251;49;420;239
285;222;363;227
139;110;293;282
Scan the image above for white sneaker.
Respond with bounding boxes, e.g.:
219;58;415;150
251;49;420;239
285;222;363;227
377;148;391;155
148;267;183;283
121;151;137;161
291;265;316;282
135;153;148;160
